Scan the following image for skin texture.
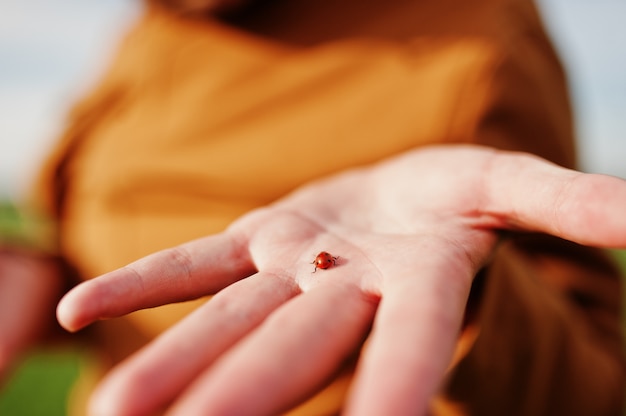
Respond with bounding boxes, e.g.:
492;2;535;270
56;145;626;415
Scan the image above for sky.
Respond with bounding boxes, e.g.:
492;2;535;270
538;0;626;176
0;0;142;197
0;0;625;198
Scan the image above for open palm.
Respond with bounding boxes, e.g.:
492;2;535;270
57;145;626;415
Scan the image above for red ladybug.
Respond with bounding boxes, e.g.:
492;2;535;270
311;251;339;273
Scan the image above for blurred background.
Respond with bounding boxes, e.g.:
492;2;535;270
1;0;625;200
0;0;625;414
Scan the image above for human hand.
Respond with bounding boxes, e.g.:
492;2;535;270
0;250;63;385
57;145;626;415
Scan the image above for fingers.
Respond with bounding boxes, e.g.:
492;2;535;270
345;264;473;415
485;151;626;247
88;271;301;416
57;232;255;332
167;282;378;416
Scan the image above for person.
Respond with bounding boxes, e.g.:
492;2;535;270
2;0;625;414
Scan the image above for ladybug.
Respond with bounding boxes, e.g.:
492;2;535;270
311;251;339;273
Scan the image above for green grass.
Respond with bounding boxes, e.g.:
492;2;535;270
612;249;626;274
0;349;81;416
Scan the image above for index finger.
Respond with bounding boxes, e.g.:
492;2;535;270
57;231;255;332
